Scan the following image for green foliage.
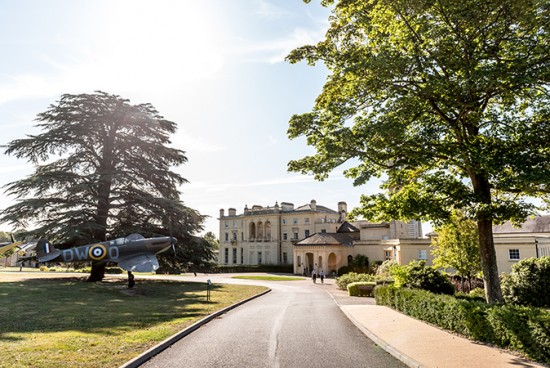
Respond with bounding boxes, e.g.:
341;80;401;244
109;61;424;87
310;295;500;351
375;260;397;277
335;272;375;290
347;281;376;297
375;286;550;364
390;261;455;295
501;257;550;307
431;210;481;280
288;0;550;304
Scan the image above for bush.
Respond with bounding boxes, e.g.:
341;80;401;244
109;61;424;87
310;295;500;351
375;285;550;364
336;272;375;290
501;256;550;307
391;260;455;295
375;260;397;277
347;282;376;297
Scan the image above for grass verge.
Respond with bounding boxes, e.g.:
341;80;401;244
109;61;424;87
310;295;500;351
0;277;267;368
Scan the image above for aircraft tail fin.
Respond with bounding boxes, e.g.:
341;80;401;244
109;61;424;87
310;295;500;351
36;238;62;262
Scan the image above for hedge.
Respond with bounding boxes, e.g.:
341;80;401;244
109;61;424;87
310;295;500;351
347;282;376;297
375;285;550;364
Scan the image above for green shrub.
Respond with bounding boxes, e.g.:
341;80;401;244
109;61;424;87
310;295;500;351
336;272;375;290
376;260;397;277
39;266;48;272
502;256;550;307
347;282;376;297
375;285;550;364
390;261;455;295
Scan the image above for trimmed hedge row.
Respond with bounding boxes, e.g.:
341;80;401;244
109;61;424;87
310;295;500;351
347;282;376;297
375;286;550;364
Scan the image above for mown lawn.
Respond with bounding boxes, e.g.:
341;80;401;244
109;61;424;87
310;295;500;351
0;277;267;368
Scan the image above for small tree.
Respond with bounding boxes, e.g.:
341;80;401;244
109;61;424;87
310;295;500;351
432;211;481;291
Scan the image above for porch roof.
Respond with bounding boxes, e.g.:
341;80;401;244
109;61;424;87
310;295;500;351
295;233;354;246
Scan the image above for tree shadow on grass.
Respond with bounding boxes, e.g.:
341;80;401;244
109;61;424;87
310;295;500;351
0;278;226;341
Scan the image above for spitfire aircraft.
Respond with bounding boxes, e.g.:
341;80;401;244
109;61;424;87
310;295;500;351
36;234;176;286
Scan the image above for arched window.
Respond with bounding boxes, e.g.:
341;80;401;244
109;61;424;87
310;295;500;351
249;222;256;240
347;255;353;266
257;221;264;240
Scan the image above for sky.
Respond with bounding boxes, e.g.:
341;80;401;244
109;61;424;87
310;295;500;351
0;0;427;237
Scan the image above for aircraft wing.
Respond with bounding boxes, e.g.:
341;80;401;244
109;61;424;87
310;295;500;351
117;253;160;273
0;241;24;256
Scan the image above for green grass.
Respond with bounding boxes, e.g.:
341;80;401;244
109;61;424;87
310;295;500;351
0;277;267;368
231;275;304;281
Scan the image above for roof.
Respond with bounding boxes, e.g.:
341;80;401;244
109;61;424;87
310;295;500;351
293;203;338;214
493;216;550;234
337;221;360;233
295;233;354;246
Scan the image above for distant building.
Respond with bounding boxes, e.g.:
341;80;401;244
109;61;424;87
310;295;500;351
492;216;550;273
218;199;424;274
295;219;425;275
218;200;346;266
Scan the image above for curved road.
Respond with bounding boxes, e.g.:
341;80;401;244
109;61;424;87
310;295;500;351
141;276;405;368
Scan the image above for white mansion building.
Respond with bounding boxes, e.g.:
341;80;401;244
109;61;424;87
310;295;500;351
218;199;425;275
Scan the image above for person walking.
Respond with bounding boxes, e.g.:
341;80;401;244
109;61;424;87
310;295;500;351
319;270;325;284
312;268;317;283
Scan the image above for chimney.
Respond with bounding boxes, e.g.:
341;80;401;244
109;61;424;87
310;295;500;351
310;199;317;211
228;208;237;216
219;209;225;218
338;201;347;222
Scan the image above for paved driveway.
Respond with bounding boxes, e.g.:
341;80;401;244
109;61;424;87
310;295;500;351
140;274;404;368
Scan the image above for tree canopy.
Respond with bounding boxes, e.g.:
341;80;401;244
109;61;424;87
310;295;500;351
287;0;550;303
1;91;207;279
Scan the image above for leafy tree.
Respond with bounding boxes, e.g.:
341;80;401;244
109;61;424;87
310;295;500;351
0;231;11;242
203;231;220;250
287;0;550;303
431;211;481;291
1;91;206;281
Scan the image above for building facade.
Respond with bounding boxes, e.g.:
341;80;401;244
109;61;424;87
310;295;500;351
294;220;426;275
218;200;347;267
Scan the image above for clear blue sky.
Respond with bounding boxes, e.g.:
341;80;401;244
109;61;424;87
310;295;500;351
0;0;428;236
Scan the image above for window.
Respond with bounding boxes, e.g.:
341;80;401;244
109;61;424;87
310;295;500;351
293;232;299;240
224;248;228;264
282;219;287;225
232;248;237;263
232;220;236;228
321;229;327;233
258;251;262;264
305;217;310;223
509;249;520;260
283;233;288;240
384;250;392;261
293;218;298;224
305;230;310;238
418;249;427;260
240;248;244;264
283;252;288;264
225;232;229;242
232;231;237;241
225;221;229;228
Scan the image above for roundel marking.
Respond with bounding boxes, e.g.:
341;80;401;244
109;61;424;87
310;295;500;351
89;244;107;261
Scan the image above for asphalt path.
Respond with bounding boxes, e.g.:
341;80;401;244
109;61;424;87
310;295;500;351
140;275;405;368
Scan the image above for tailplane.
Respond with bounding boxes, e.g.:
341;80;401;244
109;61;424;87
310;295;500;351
36;238;62;262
